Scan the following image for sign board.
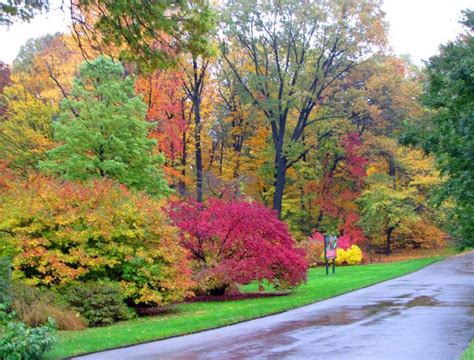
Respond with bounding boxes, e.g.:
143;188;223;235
324;234;338;260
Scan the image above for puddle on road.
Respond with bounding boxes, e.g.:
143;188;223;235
406;295;440;307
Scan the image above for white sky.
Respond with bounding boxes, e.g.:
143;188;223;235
0;0;472;65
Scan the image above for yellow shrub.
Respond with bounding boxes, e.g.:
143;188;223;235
335;245;363;265
334;248;346;265
345;245;363;265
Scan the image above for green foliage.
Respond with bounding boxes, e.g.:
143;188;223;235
61;282;133;327
0;303;57;360
41;55;170;196
405;10;474;248
72;0;215;71
0;257;12;305
47;257;441;358
357;174;419;242
0;0;49;26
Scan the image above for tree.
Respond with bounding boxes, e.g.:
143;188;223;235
357;173;419;255
0;61;11;116
70;0;215;72
169;198;307;295
0;82;55;169
41;55;170;196
220;0;386;217
412;10;474;248
0;176;193;305
135;69;191;195
0;0;48;26
0;34;88;170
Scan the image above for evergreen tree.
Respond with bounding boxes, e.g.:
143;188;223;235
41;56;170;196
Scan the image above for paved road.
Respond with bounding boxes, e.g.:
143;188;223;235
77;252;474;360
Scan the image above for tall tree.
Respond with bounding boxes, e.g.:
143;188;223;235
220;0;386;217
70;0;215;71
0;61;10;116
408;10;474;248
41;55;170;196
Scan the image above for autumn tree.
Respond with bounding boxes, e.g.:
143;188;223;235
135;69;191;194
41;56;170;196
0;61;11;116
220;0;386;217
70;0;215;71
169;199;307;295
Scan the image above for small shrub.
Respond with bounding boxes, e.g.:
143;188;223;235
0;304;57;360
300;239;324;267
345;245;363;265
335;248;347;266
61;282;134;327
335;245;363;266
11;282;86;331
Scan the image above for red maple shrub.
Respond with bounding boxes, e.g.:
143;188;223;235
169;199;308;295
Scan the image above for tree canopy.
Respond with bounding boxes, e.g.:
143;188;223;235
41;55;170;196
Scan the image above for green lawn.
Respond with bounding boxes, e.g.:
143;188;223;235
46;256;443;359
462;338;474;360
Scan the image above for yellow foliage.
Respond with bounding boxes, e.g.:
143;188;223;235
335;245;363;265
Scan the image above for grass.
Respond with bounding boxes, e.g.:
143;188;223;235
46;256;443;359
462;339;474;360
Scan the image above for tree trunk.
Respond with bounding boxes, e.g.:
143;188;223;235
194;97;204;202
179;129;187;196
386;226;395;255
273;153;287;219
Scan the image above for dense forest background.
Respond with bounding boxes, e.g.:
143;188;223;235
0;0;473;259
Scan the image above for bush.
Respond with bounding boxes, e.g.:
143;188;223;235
335;245;363;266
300;238;324;267
169;199;307;294
0;304;57;360
11;282;86;331
0;176;193;306
61;282;133;327
0;257;11;305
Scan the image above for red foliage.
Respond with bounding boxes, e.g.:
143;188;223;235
343;132;368;180
308;132;367;245
136;70;188;162
169;198;308;292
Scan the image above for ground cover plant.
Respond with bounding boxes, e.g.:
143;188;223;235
45;257;442;359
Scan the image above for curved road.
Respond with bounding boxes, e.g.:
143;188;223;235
77;252;474;360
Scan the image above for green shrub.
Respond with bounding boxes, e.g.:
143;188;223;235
11;282;86;331
0;257;11;305
0;303;57;360
61;282;134;327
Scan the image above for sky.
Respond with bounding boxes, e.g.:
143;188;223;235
0;0;472;65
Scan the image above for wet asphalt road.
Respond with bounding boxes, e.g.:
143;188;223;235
76;252;474;360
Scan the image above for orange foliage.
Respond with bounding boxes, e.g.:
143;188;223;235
0;175;193;305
